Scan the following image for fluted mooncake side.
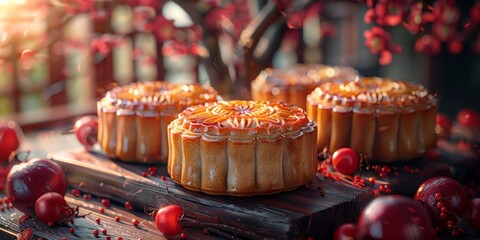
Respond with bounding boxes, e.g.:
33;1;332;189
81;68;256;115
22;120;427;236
306;77;437;163
167;100;317;196
97;81;218;163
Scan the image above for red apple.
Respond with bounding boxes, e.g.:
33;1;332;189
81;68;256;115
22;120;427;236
457;108;480;128
334;223;357;240
414;177;469;230
357;195;436;240
73;115;98;149
0;120;22;161
332;148;358;175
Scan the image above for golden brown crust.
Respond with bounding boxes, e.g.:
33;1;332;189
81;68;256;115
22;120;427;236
307;77;437;163
251;64;358;110
97;81;218;163
167;100;317;196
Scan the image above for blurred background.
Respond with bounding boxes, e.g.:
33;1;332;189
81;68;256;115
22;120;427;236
0;0;478;129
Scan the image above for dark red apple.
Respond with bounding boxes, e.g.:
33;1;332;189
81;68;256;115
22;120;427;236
6;158;67;217
73;115;98;149
414;177;469;230
0;120;22;161
357;195;436;240
334;223;357;240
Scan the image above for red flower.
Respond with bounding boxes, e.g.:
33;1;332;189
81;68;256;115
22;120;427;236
364;26;402;65
286;9;306;29
306;2;324;18
153;16;176;41
432;22;456;42
91;37;111;55
273;0;293;13
320;22;337;38
402;2;423;34
414;35;441;55
374;0;412;26
364;9;376;24
76;0;95;12
424;0;460;24
128;0;160;8
447;37;462;54
204;7;232;32
163;41;188;60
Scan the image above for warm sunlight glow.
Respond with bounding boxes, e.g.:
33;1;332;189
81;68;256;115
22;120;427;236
0;0;27;5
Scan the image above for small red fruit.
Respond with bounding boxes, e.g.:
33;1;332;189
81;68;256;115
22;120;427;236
334;223;357;240
155;204;183;236
435;113;452;138
468;198;480;231
132;219;139;227
35;192;75;226
73;115;98;149
414;177;469;230
101;198;110;207
456;108;480;128
0;121;22;161
357;195;436;240
125;201;133;210
332;148;358;175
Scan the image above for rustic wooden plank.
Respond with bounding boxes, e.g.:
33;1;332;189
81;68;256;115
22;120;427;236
48;148;452;239
0;193;166;240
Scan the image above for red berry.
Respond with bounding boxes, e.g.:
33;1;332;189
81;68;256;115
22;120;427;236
333;223;357;240
414;177;469;230
155;204;184;236
142;172;147;177
125;201;133;210
132;219;139;226
101;198;111;207
468;198;480;231
435;113;452;138
99;207;105;214
0;121;22;161
332;148;358;175
115;216;120;222
180;232;187;239
69;228;74;234
106;237;111;240
357;195;436;240
93;229;99;237
73;115;98;149
83;194;91;200
96;218;101;224
71;189;81;197
456;108;480;128
102;229;107;235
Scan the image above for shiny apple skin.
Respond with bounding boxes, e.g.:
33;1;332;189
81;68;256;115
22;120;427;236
357;195;436;240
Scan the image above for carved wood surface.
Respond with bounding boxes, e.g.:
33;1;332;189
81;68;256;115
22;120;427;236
46;149;451;239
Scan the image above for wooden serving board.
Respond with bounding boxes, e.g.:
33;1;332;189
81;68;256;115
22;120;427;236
0;193;165;240
48;149;452;239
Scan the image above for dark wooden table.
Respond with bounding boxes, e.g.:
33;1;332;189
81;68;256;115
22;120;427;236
0;128;465;239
